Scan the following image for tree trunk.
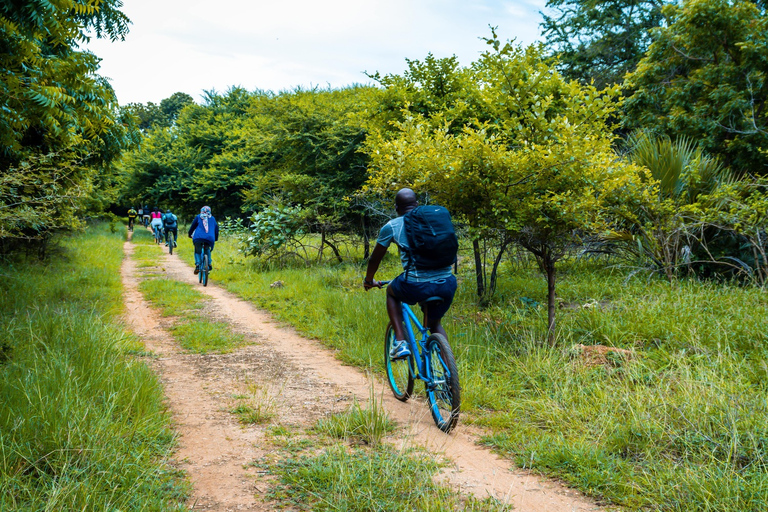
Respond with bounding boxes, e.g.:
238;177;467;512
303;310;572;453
318;229;326;262
545;253;557;344
488;238;510;297
324;238;343;263
473;238;485;299
362;214;370;260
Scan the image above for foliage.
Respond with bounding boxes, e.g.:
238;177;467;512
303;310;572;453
623;0;768;175
122;91;195;131
119;85;378;235
364;33;648;332
241;203;308;261
695;176;768;284
612;132;734;279
0;0;139;242
541;0;665;88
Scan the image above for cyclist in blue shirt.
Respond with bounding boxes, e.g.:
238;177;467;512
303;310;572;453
188;206;219;274
363;188;457;359
162;209;178;246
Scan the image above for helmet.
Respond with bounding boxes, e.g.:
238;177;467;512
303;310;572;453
166;209;172;214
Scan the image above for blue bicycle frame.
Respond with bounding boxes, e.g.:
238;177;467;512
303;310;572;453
400;301;438;385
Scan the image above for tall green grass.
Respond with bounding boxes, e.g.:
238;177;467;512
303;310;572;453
185;235;768;511
0;224;188;510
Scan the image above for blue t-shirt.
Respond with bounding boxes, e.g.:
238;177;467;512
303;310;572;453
376;216;453;283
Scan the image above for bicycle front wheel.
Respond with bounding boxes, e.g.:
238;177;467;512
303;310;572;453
385;323;413;402
425;333;460;433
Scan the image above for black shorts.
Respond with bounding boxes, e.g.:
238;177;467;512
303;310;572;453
388;274;457;322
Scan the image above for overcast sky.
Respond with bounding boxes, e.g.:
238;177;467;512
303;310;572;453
85;0;547;106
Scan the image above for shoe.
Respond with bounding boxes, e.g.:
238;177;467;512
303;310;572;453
390;340;410;360
194;265;200;275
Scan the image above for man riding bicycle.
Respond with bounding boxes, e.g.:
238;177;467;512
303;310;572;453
162;209;178;247
363;188;458;359
127;207;138;230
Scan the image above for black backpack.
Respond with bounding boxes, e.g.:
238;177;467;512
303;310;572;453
403;205;458;273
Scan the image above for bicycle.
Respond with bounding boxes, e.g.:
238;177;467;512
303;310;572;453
127;217;135;232
197;241;212;287
165;229;177;255
380;281;460;433
153;225;163;245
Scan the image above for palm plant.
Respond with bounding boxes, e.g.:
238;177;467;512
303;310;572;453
614;131;733;280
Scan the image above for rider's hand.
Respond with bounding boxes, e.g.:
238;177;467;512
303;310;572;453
363;278;381;291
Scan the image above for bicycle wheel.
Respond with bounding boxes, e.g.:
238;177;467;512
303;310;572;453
425;333;460;433
384;323;413;401
168;233;174;255
200;252;209;286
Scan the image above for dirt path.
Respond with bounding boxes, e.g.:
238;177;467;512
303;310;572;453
121;238;607;511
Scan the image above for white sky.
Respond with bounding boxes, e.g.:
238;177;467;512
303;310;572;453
85;0;547;106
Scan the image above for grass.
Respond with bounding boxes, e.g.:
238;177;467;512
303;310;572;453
259;402;508;511
315;388;397;445
0;223;189;510
133;227;247;354
180;233;768;511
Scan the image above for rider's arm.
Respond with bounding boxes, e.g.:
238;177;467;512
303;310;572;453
364;243;388;290
188;216;198;237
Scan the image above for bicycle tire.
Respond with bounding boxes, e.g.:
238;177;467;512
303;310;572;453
425;333;460;433
168;233;174;255
200;252;209;287
384;323;414;401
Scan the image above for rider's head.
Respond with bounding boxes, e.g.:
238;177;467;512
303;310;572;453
166;209;172;214
394;188;418;216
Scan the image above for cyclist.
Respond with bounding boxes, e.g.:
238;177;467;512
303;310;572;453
150;207;163;240
188;205;219;274
162;209;178;247
363;188;458;359
142;205;151;227
127;207;138;231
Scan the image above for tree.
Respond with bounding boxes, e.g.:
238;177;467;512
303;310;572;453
365;35;647;336
0;0;137;241
540;0;665;88
623;0;768;175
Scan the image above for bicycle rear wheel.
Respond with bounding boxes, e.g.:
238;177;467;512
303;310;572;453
200;252;209;286
168;233;175;254
384;323;413;401
425;333;460;433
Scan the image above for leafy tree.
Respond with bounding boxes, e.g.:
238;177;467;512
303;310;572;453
159;92;194;126
0;0;136;241
623;0;768;175
365;35;647;335
540;0;665;88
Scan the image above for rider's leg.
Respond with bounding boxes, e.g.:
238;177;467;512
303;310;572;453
193;240;202;268
386;287;406;341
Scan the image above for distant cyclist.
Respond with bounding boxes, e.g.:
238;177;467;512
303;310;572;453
127;207;138;231
141;205;151;227
150;207;163;239
162;209;178;246
188;206;219;274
